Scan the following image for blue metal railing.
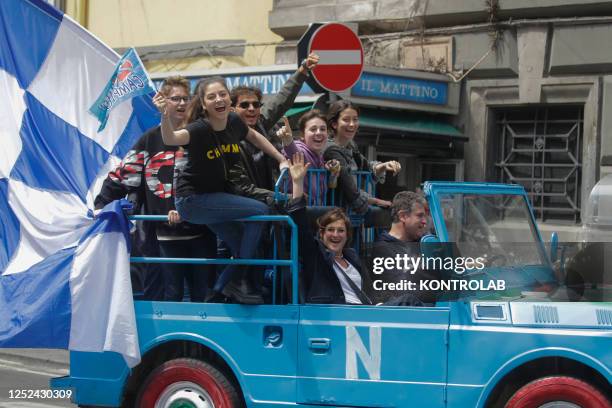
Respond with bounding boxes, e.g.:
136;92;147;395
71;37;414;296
274;168;381;253
129;214;300;305
274;168;331;206
274;168;290;202
128;167;385;303
274;168;376;208
354;170;377;247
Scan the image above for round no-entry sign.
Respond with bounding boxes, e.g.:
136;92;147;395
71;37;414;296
307;23;364;93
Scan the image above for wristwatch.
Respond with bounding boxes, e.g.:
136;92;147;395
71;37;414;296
300;58;311;74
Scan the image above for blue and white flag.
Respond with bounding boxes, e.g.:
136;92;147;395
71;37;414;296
90;47;155;132
0;0;159;367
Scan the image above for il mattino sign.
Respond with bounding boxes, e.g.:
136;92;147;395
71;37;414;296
352;72;448;105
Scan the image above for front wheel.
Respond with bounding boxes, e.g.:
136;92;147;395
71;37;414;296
136;358;240;408
505;376;610;408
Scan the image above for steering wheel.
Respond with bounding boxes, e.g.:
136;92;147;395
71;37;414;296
483;253;507;267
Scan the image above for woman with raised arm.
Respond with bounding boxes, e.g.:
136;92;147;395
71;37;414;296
153;76;288;304
287;152;373;305
323;100;402;214
277;110;340;205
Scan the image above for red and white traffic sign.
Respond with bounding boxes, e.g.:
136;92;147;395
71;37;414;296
308;23;364;92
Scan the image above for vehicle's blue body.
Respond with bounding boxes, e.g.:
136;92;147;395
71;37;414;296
52;181;612;407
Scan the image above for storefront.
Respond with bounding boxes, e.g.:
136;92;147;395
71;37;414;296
151;65;464;199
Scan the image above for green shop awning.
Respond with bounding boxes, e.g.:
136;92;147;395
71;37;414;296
359;108;464;139
284;103;313;117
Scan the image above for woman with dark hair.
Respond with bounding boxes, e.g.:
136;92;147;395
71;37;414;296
323;100;402;214
277;110;340;205
153;76;288;304
287;152;373;304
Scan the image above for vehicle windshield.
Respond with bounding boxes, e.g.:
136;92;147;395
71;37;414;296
434;193;558;301
438;193;547;266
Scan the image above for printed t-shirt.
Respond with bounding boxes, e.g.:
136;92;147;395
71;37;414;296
176;112;249;197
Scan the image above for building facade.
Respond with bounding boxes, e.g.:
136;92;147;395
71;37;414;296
62;0;612;238
63;0;282;73
269;0;612;239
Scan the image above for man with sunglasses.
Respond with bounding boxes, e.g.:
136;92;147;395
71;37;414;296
221;54;318;303
230;52;319;190
94;76;216;303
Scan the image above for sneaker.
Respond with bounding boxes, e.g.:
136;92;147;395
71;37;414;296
222;281;264;305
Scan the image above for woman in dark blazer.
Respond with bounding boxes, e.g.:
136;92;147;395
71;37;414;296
287;153;373;305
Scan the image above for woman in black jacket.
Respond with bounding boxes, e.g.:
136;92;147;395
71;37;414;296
323;100;402;214
287;153;374;304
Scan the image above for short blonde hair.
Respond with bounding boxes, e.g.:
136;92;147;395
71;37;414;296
159;76;190;97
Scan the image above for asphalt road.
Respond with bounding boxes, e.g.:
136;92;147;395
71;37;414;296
0;357;73;407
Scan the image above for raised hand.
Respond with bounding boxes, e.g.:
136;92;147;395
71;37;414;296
304;52;319;70
299;53;320;75
276;116;293;147
289;152;310;182
152;92;167;115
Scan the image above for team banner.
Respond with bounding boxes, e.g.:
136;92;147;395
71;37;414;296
90;47;155;132
0;0;159;367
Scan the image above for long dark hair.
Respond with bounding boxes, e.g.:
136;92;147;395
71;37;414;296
183;76;228;126
326;100;360;136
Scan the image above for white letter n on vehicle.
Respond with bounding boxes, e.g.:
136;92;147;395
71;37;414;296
346;326;381;380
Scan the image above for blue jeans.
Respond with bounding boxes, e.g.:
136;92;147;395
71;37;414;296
175;192;269;292
159;232;217;302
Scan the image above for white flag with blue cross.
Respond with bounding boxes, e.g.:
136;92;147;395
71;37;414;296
0;0;160;367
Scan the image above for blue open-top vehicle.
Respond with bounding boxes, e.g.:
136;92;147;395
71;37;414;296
52;180;611;408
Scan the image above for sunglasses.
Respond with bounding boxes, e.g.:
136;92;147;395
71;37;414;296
237;101;263;109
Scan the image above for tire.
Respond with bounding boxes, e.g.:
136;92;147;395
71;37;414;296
136;358;240;408
505;376;610;408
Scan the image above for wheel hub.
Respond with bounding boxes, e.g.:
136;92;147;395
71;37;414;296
538;402;581;408
155;381;214;408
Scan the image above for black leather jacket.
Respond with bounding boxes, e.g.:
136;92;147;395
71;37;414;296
323;140;384;214
241;70;310;190
226;158;275;206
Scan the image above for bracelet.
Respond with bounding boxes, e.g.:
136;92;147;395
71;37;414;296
300;59;311;71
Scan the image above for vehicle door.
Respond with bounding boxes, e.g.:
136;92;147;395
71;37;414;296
297;304;450;407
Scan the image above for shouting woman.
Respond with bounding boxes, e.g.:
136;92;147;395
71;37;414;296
153;76;288;304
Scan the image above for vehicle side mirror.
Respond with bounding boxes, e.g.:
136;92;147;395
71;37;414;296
550;232;558;263
420;234;440;244
420;234;443;259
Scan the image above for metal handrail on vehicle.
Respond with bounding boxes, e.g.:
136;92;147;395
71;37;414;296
274;168;376;208
129;214;300;305
274;168;331;206
274;167;382;254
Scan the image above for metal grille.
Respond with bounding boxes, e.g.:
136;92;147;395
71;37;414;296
494;105;583;223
